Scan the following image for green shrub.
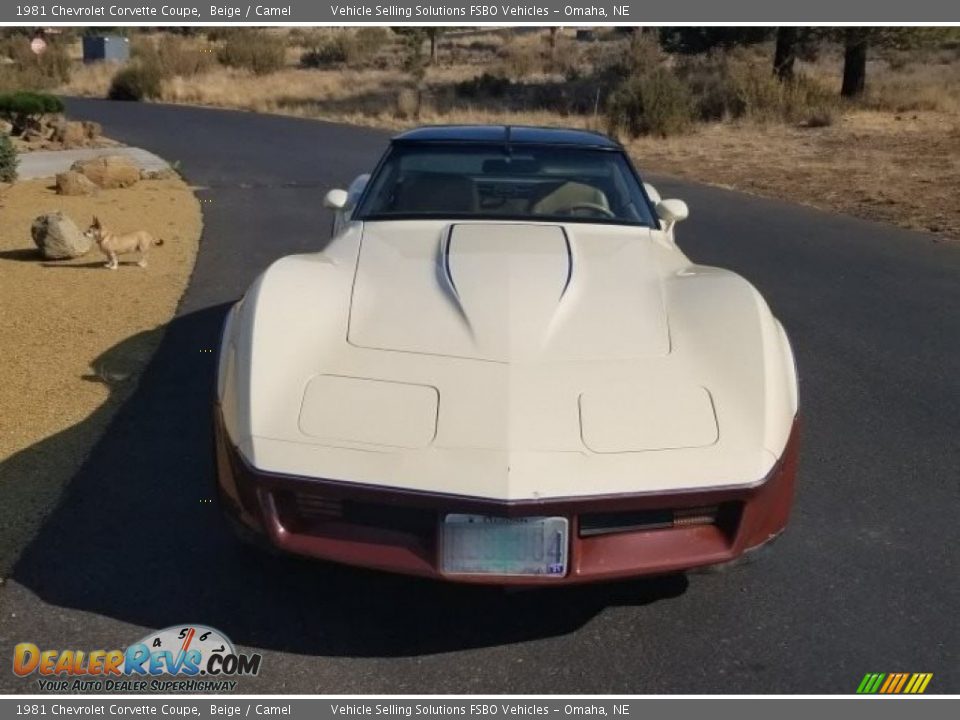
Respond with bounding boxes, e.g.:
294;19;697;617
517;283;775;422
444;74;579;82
218;31;285;75
0;91;65;134
607;68;694;138
0;132;17;182
108;63;162;101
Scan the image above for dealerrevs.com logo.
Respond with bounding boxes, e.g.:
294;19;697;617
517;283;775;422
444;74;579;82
13;625;262;692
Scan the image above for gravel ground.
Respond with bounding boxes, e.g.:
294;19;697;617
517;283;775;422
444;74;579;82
0;175;201;576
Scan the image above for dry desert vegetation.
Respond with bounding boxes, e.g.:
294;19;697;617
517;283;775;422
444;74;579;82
0;172;202;575
36;26;960;240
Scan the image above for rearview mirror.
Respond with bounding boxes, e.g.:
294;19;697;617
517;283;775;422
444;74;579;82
656;199;689;224
323;189;349;210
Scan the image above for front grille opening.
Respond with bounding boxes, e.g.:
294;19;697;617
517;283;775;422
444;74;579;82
274;489;437;537
579;502;741;538
342;500;437;535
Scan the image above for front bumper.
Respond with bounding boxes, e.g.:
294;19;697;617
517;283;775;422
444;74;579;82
214;408;799;585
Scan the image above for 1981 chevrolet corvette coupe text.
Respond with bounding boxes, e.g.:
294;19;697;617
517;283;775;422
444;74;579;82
214;126;800;584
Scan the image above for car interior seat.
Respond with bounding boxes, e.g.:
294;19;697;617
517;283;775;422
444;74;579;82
531;181;610;216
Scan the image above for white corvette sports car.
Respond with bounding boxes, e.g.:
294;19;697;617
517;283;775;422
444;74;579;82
215;126;800;584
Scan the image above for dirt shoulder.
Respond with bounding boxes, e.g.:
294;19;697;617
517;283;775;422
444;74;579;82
625;111;960;240
0;174;202;576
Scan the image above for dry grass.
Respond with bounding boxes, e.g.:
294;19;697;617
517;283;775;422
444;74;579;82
56;28;960;240
626;111;960;238
0;175;202;575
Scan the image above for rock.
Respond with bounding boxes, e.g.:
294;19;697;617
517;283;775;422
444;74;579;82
70;155;140;189
82;121;103;140
22;116;45;135
140;167;177;181
56;171;99;196
22;129;46;143
31;212;91;259
0;119;12;135
52;120;88;149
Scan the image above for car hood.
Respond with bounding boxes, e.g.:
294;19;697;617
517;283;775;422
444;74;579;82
222;219;797;499
347;221;670;363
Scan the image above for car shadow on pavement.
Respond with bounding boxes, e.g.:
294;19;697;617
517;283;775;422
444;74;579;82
8;303;688;658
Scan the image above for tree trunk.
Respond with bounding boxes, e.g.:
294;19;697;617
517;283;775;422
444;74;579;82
429;32;437;65
773;27;798;82
841;28;869;97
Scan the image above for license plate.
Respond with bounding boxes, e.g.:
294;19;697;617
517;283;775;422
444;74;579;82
441;514;568;577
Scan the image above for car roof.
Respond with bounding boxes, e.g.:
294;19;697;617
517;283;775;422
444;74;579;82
392;125;622;149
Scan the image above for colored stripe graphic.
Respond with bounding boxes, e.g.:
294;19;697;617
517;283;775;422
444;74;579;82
857;673;932;694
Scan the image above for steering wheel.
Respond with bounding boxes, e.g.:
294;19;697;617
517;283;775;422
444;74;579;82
566;202;616;219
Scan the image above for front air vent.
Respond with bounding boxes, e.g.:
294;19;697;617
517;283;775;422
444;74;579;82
579;504;737;537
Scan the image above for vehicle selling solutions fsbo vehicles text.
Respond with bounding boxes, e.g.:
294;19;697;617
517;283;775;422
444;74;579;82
327;5;621;18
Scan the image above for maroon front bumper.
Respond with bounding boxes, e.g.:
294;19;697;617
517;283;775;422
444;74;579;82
214;408;799;585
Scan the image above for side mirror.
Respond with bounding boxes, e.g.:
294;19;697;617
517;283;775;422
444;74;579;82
656;199;689;224
323;189;349;210
644;183;662;204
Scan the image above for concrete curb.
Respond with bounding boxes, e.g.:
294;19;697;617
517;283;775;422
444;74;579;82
15;146;172;181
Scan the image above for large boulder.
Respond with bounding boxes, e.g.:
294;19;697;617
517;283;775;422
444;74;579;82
70;155;140;189
31;212;91;259
55;170;98;196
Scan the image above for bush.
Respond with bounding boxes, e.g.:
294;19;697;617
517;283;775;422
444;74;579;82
394;88;421;119
205;28;244;43
133;34;214;78
353;28;390;64
0;91;65;134
496;41;543;80
108;63;162;101
2;37;72;87
680;53;837;125
607;68;694;138
301;28;389;69
218;31;286;75
455;72;512;99
0;132;17;182
803;107;836;128
300;36;349;68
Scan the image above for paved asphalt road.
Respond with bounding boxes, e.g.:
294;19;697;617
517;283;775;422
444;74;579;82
1;99;957;694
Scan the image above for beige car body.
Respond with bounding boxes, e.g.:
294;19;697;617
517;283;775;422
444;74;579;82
217;185;798;503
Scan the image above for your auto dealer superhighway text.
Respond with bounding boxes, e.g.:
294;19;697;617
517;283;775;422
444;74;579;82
30;5;292;17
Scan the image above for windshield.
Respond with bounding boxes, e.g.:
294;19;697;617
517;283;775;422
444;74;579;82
354;143;655;226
